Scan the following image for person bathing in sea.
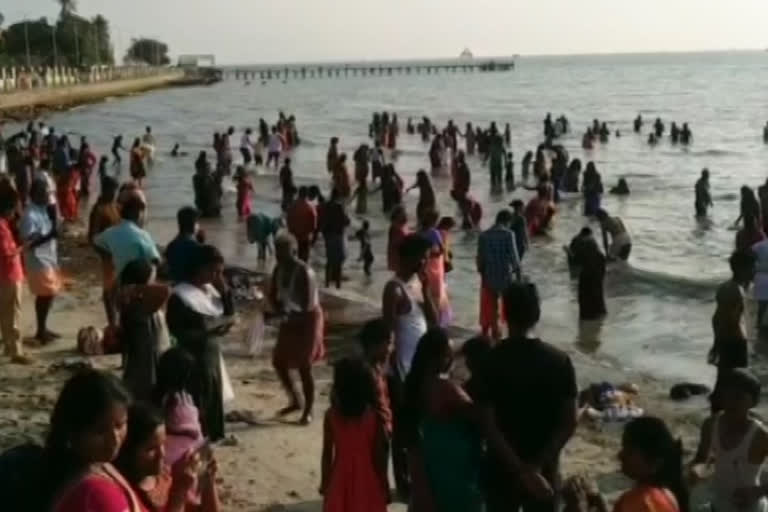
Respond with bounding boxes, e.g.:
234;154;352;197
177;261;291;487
610;178;630;196
170;143;188;158
763;122;768;143
111;135;125;165
695;169;713;217
596;209;632;262
734;185;761;229
633;114;643;133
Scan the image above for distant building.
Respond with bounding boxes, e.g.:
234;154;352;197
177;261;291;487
460;48;474;59
177;54;216;68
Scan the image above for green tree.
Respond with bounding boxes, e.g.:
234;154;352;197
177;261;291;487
125;38;170;66
56;0;78;18
3;18;54;66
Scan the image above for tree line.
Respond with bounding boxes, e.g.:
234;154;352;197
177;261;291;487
0;1;170;68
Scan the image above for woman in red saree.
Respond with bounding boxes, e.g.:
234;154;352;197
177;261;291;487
56;163;80;222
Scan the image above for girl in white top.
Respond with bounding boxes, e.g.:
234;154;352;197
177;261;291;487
691;369;768;512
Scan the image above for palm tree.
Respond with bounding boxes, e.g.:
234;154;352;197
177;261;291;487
57;0;77;17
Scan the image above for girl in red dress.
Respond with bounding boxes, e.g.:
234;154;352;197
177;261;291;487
320;358;388;512
234;166;253;220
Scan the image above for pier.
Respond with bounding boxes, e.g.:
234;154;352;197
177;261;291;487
226;59;515;82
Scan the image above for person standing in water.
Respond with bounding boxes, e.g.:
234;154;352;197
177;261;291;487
596;209;632;261
488;133;507;188
266;126;283;169
695;169;713;217
327;137;339;175
735;186;762;229
477;210;521;339
111;135;125;165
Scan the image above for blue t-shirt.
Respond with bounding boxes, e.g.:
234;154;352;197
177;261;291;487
94;220;160;277
19;204;57;271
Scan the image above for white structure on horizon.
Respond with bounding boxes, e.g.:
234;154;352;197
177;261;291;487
460;48;474;59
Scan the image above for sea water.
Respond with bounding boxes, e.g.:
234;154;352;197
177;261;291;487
11;50;768;384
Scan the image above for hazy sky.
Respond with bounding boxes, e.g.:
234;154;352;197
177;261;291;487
5;0;768;64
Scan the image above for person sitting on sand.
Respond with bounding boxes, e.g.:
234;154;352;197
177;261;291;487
596;209;632;261
270;233;325;426
691;368;768;512
610;178;631;196
563;417;686;512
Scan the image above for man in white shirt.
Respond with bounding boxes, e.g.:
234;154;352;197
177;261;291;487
240;128;255;165
267;126;283;169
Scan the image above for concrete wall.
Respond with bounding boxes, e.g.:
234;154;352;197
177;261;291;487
0;66;184;111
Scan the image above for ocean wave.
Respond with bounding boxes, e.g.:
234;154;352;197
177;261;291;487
692;149;742;157
611;264;721;299
712;192;739;201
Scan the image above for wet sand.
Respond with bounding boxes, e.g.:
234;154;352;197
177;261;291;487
0;218;724;511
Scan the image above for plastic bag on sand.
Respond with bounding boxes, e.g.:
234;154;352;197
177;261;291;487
244;310;265;357
220;354;235;403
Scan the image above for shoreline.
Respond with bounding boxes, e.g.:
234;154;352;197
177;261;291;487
0;222;717;511
0;71;187;122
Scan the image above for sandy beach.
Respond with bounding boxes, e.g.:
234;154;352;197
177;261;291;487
0;218;718;512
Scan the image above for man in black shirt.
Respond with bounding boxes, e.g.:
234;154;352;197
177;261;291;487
479;282;579;512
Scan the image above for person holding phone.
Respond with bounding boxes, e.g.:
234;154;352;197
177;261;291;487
115;402;221;512
167;245;235;442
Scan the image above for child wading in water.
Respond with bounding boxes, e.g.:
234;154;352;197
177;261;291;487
320;357;388;512
355;220;374;276
234;165;253;220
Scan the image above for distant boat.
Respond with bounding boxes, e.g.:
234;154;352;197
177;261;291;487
460;48;474;59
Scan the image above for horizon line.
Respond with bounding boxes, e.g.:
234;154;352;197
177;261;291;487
215;47;763;67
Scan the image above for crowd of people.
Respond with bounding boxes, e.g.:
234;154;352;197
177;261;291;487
0;103;767;512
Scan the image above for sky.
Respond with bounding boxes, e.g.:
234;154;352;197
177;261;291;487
4;0;768;65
